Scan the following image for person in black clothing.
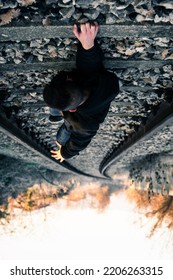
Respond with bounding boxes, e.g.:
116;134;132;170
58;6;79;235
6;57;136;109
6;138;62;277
43;22;119;162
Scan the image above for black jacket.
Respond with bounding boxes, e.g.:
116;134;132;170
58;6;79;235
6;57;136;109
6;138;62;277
61;42;119;159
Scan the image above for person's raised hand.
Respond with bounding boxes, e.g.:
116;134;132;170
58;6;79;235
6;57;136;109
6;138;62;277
73;22;99;50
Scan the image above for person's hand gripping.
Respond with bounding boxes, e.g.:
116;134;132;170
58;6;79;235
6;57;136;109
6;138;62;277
51;141;65;162
73;22;99;50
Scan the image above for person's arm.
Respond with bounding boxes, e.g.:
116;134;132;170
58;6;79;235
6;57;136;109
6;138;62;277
73;22;104;73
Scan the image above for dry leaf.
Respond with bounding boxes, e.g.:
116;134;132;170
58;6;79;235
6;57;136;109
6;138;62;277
161;49;169;59
0;9;20;26
125;48;136;56
134;41;145;47
17;0;36;6
136;47;145;53
48;45;58;58
42;17;51;26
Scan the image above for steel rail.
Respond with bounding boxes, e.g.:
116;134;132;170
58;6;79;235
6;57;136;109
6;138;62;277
1;23;172;180
0;24;173;41
3;85;156;94
20;100;141;109
1;59;173;72
100;98;173;177
0;111;105;179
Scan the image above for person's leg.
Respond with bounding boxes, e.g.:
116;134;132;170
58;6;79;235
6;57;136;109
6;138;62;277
49;108;63;122
56;120;72;146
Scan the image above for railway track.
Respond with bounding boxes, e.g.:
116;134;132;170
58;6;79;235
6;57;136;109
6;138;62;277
0;23;173;180
0;24;173;41
0;110;104;179
100;97;173;178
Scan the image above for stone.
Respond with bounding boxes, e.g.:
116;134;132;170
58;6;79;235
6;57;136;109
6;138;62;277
106;14;117;24
76;0;93;7
169;12;173;24
84;10;100;20
14;58;22;64
42;17;51;26
158;1;173;9
133;0;149;7
116;0;133;10
0;57;7;63
45;0;58;4
78;17;88;23
37;54;43;62
30;40;42;48
163;65;172;72
59;6;75;19
62;0;72;3
136;14;145;22
62;38;72;45
72;12;82;20
154;14;162;23
2;0;17;9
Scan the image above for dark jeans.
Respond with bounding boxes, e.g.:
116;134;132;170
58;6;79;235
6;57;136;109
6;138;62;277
49;108;71;146
56;120;72;146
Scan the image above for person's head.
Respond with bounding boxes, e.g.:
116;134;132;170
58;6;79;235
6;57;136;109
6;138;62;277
43;72;89;112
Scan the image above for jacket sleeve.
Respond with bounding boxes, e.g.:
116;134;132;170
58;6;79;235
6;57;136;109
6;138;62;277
76;41;104;73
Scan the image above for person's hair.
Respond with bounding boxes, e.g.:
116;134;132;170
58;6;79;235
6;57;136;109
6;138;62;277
43;72;84;111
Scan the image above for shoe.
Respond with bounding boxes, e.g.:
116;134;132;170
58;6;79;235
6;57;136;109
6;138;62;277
49;115;64;123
